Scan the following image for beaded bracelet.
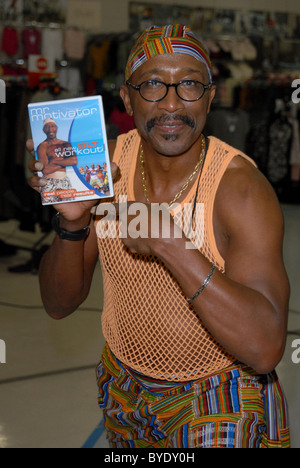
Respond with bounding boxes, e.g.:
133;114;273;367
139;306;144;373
187;264;217;304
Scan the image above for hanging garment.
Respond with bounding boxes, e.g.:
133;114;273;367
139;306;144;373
64;29;86;61
205;108;250;153
1;27;19;56
0;84;32;223
22;28;41;58
246;111;271;172
267;116;292;184
88;40;111;80
109;107;135;135
42;28;64;62
289;117;300;166
58;67;83;96
288;117;300;183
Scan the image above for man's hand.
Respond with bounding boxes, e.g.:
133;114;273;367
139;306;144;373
27;139;120;230
96;200;183;257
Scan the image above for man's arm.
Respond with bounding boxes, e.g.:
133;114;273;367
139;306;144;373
38;214;99;319
27;139;118;320
52;156;78;167
51;143;78;168
120;157;290;374
157;158;290;374
37;143;59;176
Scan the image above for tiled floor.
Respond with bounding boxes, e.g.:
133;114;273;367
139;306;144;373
0;204;300;448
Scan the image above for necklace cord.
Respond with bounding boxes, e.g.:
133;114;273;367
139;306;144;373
140;134;206;208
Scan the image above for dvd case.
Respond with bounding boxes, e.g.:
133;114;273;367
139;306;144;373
28;96;114;205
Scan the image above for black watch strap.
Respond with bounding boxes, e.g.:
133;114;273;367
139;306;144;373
52;213;90;241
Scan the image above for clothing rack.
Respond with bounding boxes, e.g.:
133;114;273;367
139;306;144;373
0;77;65;273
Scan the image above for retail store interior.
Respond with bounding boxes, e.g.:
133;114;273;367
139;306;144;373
0;0;300;448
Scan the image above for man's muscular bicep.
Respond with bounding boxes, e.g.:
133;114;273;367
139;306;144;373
37;143;49;165
215;160;289;316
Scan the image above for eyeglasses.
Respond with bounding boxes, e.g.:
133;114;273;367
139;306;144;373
126;79;213;103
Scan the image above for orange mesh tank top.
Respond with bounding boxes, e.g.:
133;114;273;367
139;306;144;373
95;129;257;381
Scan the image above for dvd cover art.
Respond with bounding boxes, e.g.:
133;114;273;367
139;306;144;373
28;96;114;205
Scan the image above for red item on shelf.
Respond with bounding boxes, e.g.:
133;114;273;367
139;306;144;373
1;27;19;56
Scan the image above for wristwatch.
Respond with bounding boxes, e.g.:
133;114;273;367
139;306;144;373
52;213;90;241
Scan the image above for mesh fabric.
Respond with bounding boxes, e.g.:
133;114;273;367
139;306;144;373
95;130;256;381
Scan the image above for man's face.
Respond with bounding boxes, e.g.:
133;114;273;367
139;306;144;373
44;123;57;140
121;53;215;157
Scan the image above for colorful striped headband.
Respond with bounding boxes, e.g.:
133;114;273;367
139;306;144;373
125;25;213;83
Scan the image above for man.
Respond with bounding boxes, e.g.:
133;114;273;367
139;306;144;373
84;165;91;183
28;25;290;449
89;164;102;190
37;118;78;204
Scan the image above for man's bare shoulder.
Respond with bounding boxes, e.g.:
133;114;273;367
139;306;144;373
37;139;65;148
37;141;47;151
36;141;48;154
216;155;283;235
222;155;276;203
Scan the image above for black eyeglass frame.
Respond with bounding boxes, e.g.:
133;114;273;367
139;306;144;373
126;79;214;102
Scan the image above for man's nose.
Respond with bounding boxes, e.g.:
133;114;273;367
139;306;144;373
157;85;184;113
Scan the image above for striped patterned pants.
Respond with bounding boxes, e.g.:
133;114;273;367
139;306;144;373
96;344;290;449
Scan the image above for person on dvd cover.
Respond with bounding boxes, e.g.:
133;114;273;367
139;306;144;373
37;117;78;204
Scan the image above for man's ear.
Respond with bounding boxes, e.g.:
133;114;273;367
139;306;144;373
207;85;216;115
120;85;134;116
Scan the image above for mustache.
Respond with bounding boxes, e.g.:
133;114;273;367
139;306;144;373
146;115;195;132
